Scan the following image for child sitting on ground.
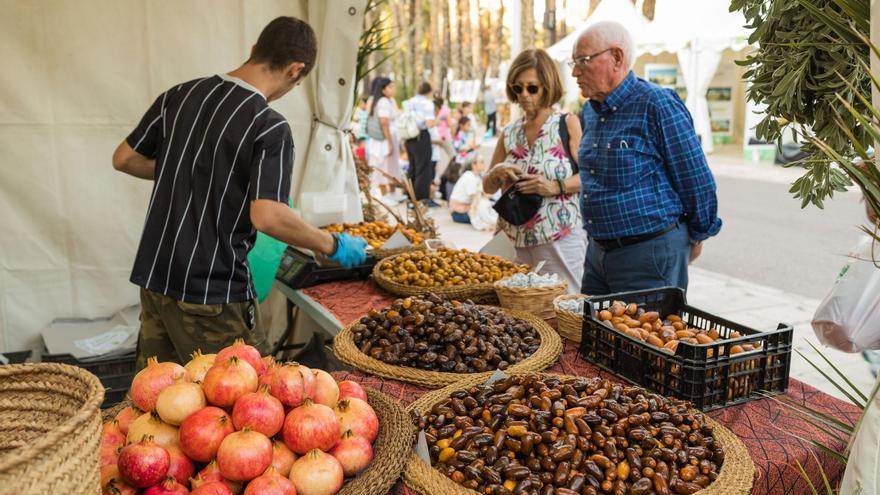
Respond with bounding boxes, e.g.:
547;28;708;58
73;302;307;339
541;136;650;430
448;156;497;230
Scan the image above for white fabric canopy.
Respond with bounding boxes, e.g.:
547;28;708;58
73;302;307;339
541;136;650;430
0;0;365;352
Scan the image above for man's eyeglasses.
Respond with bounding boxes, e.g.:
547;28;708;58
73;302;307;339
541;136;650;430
567;48;613;68
510;83;541;95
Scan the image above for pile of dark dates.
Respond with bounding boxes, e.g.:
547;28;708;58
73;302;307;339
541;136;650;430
352;293;540;373
415;374;724;495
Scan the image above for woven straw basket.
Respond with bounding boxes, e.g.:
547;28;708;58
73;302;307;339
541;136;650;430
370;243;427;260
553;294;591;342
0;363;105;495
334;307;563;388
372;265;499;304
103;389;414;495
403;372;755;495
494;280;568;320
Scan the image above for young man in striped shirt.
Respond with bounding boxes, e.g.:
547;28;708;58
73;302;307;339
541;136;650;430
113;16;367;370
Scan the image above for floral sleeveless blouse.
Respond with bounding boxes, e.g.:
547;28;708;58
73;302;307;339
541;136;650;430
500;112;582;248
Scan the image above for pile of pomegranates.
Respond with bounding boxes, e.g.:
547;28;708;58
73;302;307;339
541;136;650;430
101;340;378;495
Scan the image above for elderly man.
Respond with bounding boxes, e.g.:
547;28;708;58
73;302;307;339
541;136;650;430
571;21;721;295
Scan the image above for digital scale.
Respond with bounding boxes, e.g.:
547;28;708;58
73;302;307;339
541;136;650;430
275;246;377;289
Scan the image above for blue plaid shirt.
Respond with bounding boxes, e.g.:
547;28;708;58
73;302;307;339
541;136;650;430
578;71;722;242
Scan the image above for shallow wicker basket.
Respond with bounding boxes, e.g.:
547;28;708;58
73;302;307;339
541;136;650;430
553;293;591;342
372;262;500;304
0;363;105;495
494;280;568;320
333;307;563;388
402;372;755;495
370;242;427;260
104;389;414;495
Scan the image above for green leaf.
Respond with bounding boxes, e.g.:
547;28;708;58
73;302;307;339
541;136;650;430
795;348;866;409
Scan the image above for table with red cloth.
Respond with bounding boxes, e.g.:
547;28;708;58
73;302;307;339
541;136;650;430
296;279;860;494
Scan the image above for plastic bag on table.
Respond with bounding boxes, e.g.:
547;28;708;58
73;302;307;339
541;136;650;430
812;236;880;353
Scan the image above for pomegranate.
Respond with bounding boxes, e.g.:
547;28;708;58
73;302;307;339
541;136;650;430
118;437;170;488
217;428;273;482
157;378;207;425
194;460;241;493
289;449;343;495
115;405;143;436
216;339;267;375
270;440;297;477
127;411;180;449
185;350;217;383
336;381;367;402
143;477;189;495
243;466;296;495
101;421;126;467
165;445;195;486
190;481;233;495
202;356;258;407
334;398;378;443
269;363;314;408
282;399;340;454
101;464;137;495
131;356;188;411
179;406;235;462
258;361;278;390
310;370;339;407
329;430;373;476
232;386;285;437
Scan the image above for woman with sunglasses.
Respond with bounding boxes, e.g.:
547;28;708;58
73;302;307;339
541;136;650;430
483;48;586;294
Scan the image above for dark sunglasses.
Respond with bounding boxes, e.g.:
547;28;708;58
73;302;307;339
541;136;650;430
510;83;541;95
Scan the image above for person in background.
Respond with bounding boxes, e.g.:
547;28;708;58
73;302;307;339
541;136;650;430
482;48;586;295
571;21;721;294
353;96;369;139
403;82;438;207
483;86;498;137
354;136;367;162
367;77;404;204
435;95;453;143
460;101;478;133
439;158;462;202
453;116;478;165
112;16;367;370
448;156;486;224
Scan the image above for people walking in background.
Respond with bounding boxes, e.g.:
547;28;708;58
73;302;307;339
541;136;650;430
460;101;478;132
435;95;453;142
353;96;369;139
483;48;586;295
571;21;721;295
483;86;497;137
453;116;478;165
367;77;404;204
403;82;439;207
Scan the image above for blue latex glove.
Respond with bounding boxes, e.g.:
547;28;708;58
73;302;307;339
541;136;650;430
327;233;368;268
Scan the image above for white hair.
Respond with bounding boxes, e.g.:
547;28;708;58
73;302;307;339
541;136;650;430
579;21;635;69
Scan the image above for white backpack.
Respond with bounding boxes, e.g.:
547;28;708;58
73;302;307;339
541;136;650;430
397;110;421;140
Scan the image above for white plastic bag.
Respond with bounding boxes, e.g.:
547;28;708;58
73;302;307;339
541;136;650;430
812;236;880;353
396;110;420;140
840;375;880;494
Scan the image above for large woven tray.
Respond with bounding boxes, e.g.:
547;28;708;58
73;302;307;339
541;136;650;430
403;372;755;495
333;307;563;388
104;389;415;495
370;242;427;260
372;264;499;304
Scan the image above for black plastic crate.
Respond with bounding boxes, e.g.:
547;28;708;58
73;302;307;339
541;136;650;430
0;350;33;364
579;287;793;411
42;352;137;377
100;372;135;408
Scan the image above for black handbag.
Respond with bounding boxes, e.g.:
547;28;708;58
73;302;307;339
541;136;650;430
493;113;578;226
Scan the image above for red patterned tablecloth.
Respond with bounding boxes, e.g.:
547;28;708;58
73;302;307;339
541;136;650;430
307;279;860;494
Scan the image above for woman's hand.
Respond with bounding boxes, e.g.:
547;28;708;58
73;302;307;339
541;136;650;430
516;174;560;197
488;164;522;189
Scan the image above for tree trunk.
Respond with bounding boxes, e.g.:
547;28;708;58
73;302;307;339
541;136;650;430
413;0;424;87
487;5;500;78
471;0;483;82
521;0;535;51
458;0;472;80
391;0;408;95
430;0;442;91
449;1;460;83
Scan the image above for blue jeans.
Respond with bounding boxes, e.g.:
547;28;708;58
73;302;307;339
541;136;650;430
581;223;689;295
451;211;471;224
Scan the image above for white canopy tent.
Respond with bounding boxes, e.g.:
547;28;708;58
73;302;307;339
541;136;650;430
0;0;366;353
547;0;751;153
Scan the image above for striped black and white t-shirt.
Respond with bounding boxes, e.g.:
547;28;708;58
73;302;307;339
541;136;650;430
127;74;293;304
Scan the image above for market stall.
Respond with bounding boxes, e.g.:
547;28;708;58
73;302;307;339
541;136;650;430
278;277;860;495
